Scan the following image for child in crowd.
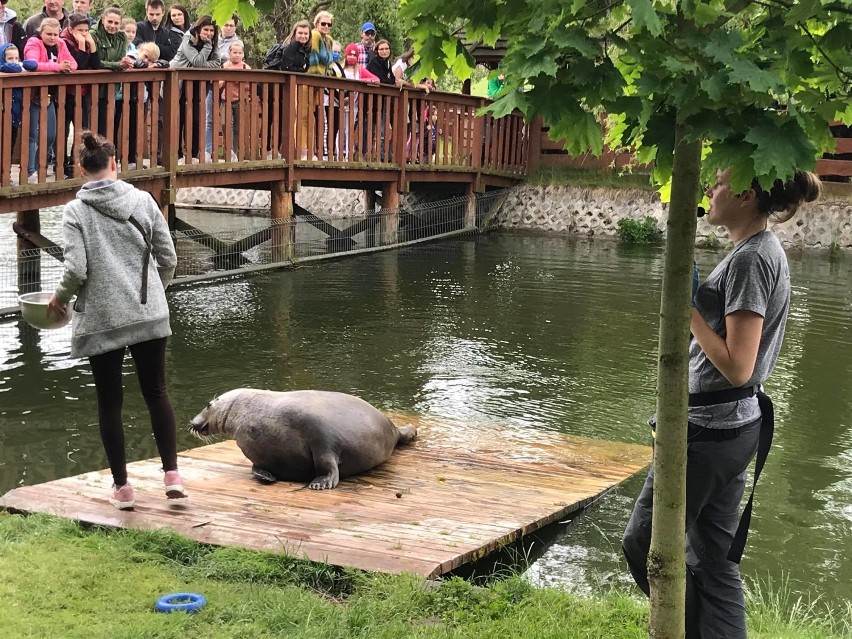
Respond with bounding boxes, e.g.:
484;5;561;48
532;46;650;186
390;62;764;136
218;41;249;161
0;44;38;176
127;41;162;68
121;17;137;52
60;12;101;178
24;17;78;183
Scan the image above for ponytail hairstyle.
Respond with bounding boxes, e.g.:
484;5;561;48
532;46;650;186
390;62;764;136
751;171;821;223
79;130;116;173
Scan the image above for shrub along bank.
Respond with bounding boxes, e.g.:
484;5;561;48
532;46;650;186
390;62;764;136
0;513;849;638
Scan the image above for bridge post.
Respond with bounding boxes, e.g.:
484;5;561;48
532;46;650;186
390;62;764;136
464;183;477;230
364;190;378;248
16;209;41;294
379;182;399;245
270;181;295;262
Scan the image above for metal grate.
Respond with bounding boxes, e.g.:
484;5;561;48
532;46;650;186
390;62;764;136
1;190;508;316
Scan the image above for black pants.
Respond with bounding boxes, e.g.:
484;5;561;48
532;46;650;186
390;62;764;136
88;337;178;486
179;89;203;159
63;94;91;177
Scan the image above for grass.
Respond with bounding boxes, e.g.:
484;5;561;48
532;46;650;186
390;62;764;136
526;166;657;191
0;512;849;638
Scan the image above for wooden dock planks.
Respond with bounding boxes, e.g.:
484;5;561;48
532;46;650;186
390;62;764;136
0;415;650;577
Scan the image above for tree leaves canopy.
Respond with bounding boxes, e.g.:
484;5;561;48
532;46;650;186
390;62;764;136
402;0;852;194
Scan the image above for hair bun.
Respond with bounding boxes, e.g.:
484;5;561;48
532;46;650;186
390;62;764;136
796;171;821;203
81;132;99;150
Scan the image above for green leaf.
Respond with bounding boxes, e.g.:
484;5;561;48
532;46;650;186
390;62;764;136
706;142;757;193
628;0;664;37
485;90;529;119
785;0;823;25
549;29;601;58
744;122;817;184
547;109;604;156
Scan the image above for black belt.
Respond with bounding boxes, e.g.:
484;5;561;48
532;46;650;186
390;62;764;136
688;385;758;406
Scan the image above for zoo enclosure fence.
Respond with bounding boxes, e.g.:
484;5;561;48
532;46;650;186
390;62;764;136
0;190;508;317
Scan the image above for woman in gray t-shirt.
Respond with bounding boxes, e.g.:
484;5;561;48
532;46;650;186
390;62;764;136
622;168;821;639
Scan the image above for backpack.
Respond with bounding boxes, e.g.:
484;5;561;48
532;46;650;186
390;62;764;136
264;43;286;70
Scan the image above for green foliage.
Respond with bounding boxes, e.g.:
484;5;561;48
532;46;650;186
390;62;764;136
211;0;406;64
829;238;842;261
616;216;663;245
401;0;852;197
1;513;851;638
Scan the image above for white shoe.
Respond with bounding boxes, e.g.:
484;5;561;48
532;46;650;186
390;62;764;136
177;157;186;165
127;162;137;171
231;151;238;162
46;165;55;176
204;152;212;163
191;157;199;165
27;172;38;184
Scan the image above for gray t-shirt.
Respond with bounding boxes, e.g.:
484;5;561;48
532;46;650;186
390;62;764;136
689;230;790;429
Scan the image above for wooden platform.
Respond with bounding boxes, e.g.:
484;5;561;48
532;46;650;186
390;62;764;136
0;415;650;577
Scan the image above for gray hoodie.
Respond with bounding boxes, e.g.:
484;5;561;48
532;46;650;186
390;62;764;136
54;179;177;358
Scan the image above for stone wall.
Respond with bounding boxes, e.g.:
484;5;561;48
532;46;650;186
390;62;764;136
177;184;852;250
177;186;440;219
495;184;852;250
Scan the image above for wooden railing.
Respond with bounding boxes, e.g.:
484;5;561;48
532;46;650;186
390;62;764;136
527;118;852;180
0;69;527;212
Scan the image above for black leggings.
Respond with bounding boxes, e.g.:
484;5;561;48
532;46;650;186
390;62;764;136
89;337;177;486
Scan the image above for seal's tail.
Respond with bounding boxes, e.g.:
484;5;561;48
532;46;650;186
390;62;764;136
396;424;417;446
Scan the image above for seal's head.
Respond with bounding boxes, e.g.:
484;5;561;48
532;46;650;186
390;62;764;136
189;389;244;438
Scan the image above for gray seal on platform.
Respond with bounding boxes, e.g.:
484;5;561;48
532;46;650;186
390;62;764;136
189;389;417;490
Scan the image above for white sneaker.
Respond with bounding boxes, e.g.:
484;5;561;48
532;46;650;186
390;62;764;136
204;152;212;163
46;165;55;177
230;151;238;162
177;157;186;165
27;172;38;184
191;157;199;165
127;162;137;171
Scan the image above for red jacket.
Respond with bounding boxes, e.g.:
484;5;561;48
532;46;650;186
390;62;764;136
23;34;78;72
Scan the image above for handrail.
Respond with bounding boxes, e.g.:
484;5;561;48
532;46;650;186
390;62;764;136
0;68;528;202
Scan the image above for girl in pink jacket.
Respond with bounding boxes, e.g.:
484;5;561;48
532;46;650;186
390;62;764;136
23;17;77;182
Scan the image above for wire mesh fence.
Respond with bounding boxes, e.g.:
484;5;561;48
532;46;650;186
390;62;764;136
1;190;508;316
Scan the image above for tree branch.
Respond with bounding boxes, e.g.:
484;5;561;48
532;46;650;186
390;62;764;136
800;23;852;88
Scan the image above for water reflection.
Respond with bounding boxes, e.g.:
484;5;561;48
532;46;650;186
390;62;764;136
0;232;849;609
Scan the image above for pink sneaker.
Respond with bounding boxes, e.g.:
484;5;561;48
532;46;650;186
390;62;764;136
109;483;135;510
164;470;187;499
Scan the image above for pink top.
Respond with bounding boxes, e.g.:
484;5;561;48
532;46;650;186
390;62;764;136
218;61;251;103
23;36;78;72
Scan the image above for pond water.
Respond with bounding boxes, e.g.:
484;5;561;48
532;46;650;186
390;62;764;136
0;229;850;608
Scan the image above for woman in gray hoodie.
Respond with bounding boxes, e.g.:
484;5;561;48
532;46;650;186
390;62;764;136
48;130;185;510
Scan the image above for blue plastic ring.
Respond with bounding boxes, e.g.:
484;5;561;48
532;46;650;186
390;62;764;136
155;592;207;613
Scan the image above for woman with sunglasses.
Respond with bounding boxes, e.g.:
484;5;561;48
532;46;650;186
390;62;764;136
307;10;333;76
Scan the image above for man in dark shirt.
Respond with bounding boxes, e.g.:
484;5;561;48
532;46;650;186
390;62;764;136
133;0;178;62
23;0;69;36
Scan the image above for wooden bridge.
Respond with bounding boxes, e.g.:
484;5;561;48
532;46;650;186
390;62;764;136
1;69;528;274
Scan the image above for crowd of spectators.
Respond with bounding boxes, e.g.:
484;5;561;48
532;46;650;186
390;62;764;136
0;0;444;178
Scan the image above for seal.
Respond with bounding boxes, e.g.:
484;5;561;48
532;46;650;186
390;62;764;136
189;389;417;490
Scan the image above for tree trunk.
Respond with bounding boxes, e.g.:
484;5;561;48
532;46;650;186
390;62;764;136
648;122;701;638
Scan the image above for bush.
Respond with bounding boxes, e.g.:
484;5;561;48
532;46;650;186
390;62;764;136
616;217;663;245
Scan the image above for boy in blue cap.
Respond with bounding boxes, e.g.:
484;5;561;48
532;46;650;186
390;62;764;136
356;20;375;68
0;42;37;175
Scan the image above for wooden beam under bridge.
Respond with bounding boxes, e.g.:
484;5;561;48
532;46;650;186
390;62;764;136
12;222;64;262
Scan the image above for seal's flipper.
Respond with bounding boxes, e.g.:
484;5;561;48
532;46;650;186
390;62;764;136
252;465;278;483
396;424;417;446
309;452;340;490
